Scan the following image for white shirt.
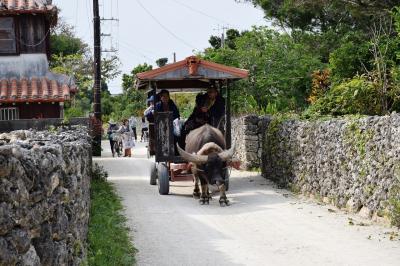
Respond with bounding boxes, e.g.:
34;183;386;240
129;116;137;128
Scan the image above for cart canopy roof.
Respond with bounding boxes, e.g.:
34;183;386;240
135;56;248;91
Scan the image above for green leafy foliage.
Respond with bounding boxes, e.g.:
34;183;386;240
305;76;382;116
242;0;396;32
50;19;88;56
329;32;371;81
170;92;197;118
122;63;153;93
156;57;168;67
202;26;324;114
50;18;121;120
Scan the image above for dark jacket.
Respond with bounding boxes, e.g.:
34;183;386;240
155;100;180;120
107;124;118;140
188;93;225;128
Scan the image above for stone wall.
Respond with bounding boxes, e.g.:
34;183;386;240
262;114;400;223
232;115;270;169
0;118;89;133
0;126;92;265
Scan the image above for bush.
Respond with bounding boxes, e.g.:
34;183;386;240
171;92;197;118
304;75;382;116
92;163;108;181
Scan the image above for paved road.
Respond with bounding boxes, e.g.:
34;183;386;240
95;140;400;266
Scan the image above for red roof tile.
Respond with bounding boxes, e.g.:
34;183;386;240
0;0;56;15
0;77;76;103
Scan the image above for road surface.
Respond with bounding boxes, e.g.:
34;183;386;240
95;140;400;266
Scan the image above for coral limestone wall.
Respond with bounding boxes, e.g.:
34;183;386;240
262;114;400;224
0;127;91;265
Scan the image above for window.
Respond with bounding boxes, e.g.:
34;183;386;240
0;107;19;121
0;17;17;54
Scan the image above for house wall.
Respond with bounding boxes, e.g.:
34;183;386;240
18;15;48;55
0;54;48;78
1;103;61;119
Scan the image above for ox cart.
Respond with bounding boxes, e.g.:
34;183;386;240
136;56;248;195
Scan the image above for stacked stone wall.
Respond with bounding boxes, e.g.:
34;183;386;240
0;127;91;265
232;115;270;169
262;114;400;222
233;113;400;223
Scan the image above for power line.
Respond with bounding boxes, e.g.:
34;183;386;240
119;39;164;58
135;0;196;50
118;41;156;62
168;0;237;28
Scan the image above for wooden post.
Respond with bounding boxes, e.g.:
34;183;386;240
225;80;232;149
93;0;102;156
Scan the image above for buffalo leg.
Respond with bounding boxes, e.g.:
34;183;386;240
193;175;200;198
218;184;229;206
199;178;209;205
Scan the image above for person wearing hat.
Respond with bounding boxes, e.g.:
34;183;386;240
107;119;119;156
155;89;180;120
118;119;134;157
180;86;225;149
186;86;225;129
144;95;155;122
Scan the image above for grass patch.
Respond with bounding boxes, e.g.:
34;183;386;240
88;178;136;265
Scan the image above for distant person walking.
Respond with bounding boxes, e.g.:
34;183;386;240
141;116;149;142
129;115;138;141
119;119;134;157
107;119;118;156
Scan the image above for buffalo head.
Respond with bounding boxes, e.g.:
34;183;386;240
177;142;235;186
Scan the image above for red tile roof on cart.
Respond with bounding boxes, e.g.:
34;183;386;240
0;77;77;103
136;56;249;81
0;0;56;14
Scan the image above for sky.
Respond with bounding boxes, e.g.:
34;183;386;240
52;0;270;94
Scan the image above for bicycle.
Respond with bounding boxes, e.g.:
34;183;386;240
111;132;123;157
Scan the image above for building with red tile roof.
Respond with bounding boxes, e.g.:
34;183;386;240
0;0;76;120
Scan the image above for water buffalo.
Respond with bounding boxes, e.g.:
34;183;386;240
177;124;234;206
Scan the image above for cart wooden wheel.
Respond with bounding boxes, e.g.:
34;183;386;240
150;162;157;185
157;163;170;195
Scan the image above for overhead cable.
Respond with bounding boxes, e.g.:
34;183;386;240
135;0;196;50
168;0;237;28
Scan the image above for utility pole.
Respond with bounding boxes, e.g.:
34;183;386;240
93;0;102;156
173;52;176;63
214;25;229;48
221;26;228;48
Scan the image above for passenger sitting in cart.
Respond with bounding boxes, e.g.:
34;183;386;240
181;86;225;147
144;90;181;155
155;89;180;120
144;95;155;122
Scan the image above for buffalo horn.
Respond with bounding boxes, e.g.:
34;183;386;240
218;142;236;161
176;143;208;164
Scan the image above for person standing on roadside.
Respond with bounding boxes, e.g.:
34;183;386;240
107;119;119;157
129;115;138;141
119;119;134;157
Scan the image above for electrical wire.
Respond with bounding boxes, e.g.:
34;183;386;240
168;0;237;28
119;39;164;58
135;0;196;50
118;41;156;62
